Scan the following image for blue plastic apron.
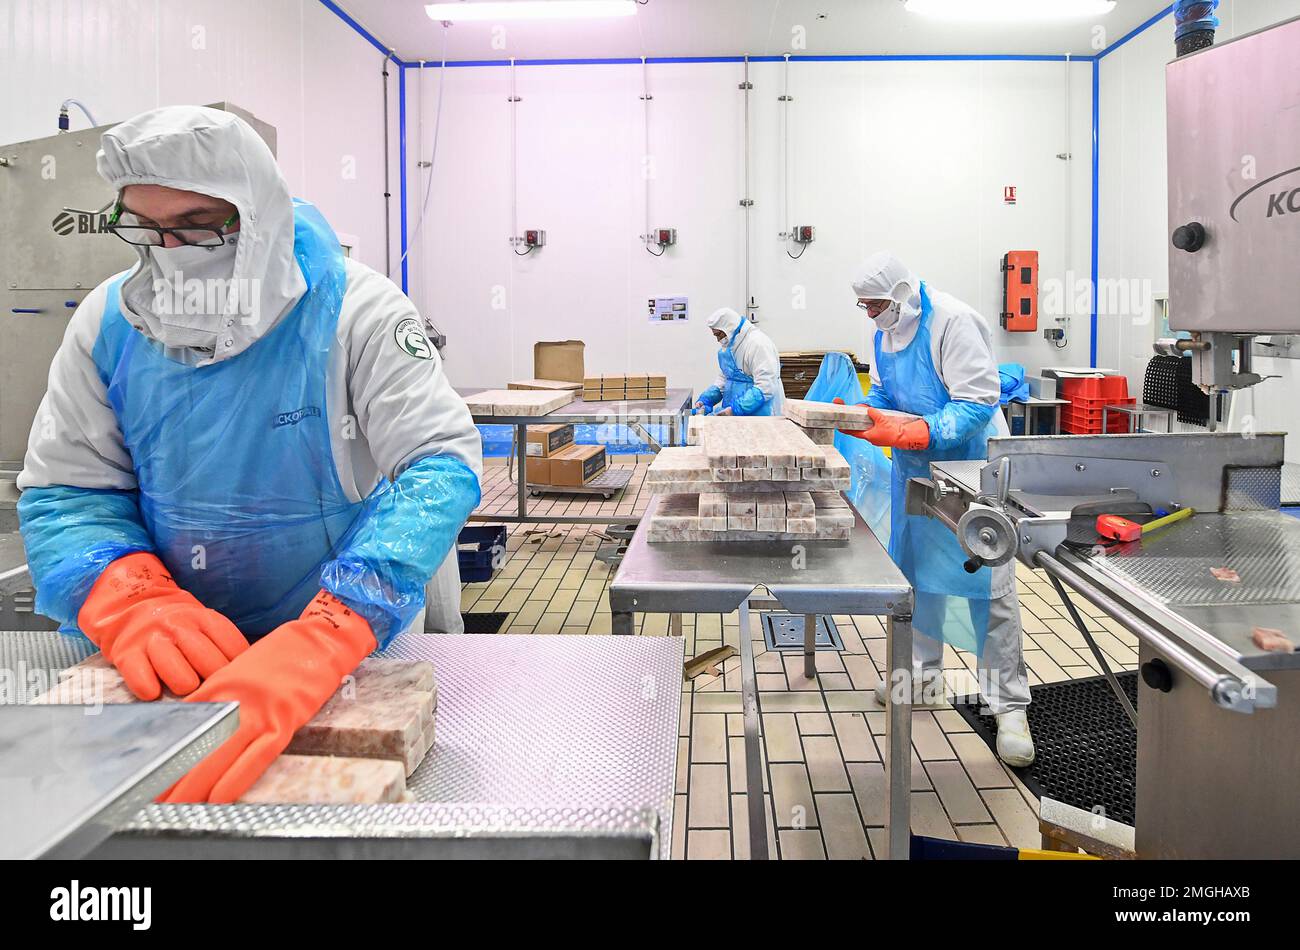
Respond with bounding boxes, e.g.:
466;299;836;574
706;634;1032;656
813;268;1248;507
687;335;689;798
874;285;996;655
95;201;366;638
717;319;774;416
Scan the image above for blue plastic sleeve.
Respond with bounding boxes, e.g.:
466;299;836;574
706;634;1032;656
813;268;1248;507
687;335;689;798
923;400;996;452
17;485;154;628
699;386;723;407
734;386;766;416
319;454;481;647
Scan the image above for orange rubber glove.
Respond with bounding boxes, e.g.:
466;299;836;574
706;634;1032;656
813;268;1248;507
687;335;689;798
77;552;250;700
833;399;930;450
162;590;377;804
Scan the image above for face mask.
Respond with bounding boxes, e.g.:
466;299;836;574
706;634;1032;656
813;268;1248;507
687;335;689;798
146;236;240;349
872;303;902;332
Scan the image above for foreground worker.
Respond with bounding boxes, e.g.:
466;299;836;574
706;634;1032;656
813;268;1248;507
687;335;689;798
692;307;785;416
17;106;482;801
843;252;1033;766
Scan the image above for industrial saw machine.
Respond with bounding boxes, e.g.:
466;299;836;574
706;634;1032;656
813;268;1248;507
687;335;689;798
907;15;1300;860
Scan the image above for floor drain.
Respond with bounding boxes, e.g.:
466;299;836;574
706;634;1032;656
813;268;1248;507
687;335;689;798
761;614;843;652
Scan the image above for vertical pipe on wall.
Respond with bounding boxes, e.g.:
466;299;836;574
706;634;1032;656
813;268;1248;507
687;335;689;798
641;56;652;248
399;65;409;295
1089;57;1099;368
741;56;755;323
382;51;395;278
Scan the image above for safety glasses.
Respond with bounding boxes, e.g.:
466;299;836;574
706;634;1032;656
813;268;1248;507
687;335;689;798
105;203;239;248
856;299;892;318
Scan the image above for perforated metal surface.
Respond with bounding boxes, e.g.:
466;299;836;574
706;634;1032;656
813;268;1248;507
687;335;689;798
1283;463;1300;507
1224;466;1282;511
3;630;683;858
1088;511;1300;607
0;629;93;703
955;672;1138;827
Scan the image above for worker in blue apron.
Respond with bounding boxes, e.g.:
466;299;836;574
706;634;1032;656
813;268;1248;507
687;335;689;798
693;307;785;417
841;252;1034;767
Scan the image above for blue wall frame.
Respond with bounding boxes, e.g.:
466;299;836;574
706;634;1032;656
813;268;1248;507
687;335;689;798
318;1;1179;366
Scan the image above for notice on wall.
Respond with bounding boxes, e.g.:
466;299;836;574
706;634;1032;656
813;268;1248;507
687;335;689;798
649;296;689;322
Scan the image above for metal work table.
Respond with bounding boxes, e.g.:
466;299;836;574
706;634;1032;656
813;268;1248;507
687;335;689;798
608;494;914;860
0;700;238;859
461;387;693;526
1004;396;1068;435
923;434;1300;857
6;630;683;859
1105;402;1176;434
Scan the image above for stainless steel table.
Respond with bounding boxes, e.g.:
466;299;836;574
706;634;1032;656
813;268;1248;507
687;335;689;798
0;701;238;858
5;629;683;859
461;387;694;526
1004;396;1069;435
1105;402;1176;434
608;495;914;860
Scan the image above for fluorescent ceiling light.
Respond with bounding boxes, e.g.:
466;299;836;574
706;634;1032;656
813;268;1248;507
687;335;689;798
904;0;1116;19
426;1;637;21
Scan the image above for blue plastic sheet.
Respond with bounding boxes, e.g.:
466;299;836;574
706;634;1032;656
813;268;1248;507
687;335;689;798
998;363;1029;406
803;352;892;545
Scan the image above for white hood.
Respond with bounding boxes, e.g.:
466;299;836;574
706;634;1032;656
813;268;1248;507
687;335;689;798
706;307;744;339
851;251;923;339
97;105;307;364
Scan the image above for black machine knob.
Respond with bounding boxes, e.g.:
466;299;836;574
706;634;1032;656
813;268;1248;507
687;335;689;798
963;556;984;574
1172;222;1206;253
1141;658;1174;693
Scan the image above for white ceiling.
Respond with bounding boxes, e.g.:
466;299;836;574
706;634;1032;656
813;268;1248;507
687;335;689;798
335;0;1174;62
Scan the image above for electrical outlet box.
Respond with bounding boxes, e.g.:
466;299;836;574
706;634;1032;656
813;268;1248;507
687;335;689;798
655;228;676;247
1043;327;1065;342
792;225;815;243
524;229;545;248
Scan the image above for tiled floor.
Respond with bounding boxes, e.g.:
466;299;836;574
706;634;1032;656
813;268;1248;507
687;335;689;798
462;457;1141;859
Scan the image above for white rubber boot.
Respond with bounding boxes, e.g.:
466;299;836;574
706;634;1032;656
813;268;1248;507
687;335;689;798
995;710;1036;767
873;668;946;707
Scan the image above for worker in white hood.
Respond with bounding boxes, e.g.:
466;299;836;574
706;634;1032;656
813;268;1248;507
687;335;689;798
694;307;785;416
844;252;1033;767
17;106;482;802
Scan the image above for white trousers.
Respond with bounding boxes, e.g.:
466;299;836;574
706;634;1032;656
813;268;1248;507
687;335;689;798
914;585;1030;715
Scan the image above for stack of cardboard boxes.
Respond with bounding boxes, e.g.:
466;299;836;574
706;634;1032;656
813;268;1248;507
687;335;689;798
524;424;609;488
581;373;668;403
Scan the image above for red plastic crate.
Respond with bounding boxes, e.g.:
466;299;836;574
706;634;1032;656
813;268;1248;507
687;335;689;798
1059;375;1130;401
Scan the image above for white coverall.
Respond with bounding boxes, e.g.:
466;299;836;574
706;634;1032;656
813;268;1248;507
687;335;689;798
854;256;1030;715
18;106;480;636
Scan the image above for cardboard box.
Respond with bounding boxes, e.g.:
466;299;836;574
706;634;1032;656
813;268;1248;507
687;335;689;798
548;444;607;486
534;341;585;384
508;378;582;392
525;456;552;484
581;389;605;402
582;377;604;390
648;387;667;400
525;424;574;457
624;388;651;401
647;375;668;388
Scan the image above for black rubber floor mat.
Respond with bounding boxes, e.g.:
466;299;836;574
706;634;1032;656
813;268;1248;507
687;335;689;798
953;671;1138;826
461;612;509;634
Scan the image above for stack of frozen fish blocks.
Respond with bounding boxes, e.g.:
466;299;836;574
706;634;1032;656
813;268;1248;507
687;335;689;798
644;416;854;542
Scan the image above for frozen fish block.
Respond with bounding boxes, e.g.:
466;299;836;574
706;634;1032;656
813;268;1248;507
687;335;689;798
237;755;408;805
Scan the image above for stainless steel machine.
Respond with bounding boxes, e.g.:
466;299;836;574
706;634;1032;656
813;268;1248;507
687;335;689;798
0;102;276;463
908;17;1300;859
1158;16;1300;407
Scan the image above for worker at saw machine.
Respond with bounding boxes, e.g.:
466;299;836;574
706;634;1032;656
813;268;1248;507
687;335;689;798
16;106;482;803
693;307;786;417
841;251;1034;767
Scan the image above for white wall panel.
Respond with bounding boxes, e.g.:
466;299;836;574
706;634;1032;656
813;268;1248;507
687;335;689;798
406;58;1097;392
